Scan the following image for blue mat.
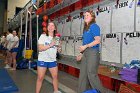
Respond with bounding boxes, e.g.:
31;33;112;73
0;69;18;93
0;59;3;63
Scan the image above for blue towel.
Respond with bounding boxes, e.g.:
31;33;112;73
0;69;18;93
0;59;3;63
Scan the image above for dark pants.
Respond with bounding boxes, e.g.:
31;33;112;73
78;48;104;93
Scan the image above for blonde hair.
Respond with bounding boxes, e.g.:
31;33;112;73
83;10;96;31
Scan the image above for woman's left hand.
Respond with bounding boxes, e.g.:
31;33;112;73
57;47;62;53
79;45;87;53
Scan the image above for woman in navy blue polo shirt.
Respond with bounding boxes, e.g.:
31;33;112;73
76;10;105;93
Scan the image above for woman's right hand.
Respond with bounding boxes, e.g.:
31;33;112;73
76;54;82;62
49;41;56;47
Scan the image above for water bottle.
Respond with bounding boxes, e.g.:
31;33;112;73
55;33;61;46
55;36;60;46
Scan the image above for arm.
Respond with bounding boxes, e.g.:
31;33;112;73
57;40;62;53
12;41;18;48
4;40;8;48
38;35;51;52
11;37;19;48
79;36;100;53
38;44;51;52
38;41;55;52
86;24;100;47
85;36;100;48
76;53;83;62
79;24;100;53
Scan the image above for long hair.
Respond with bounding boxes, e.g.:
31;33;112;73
83;10;96;31
46;22;57;37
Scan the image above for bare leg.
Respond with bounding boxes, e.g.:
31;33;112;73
4;50;12;68
49;66;58;92
36;67;47;93
7;51;12;66
11;52;17;70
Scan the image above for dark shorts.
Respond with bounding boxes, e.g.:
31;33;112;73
37;61;57;68
3;47;7;51
0;45;3;50
10;48;19;53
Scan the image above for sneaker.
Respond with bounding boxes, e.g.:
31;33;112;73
4;64;11;69
54;91;62;93
9;68;16;71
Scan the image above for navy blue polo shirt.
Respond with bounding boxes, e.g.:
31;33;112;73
82;23;100;50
